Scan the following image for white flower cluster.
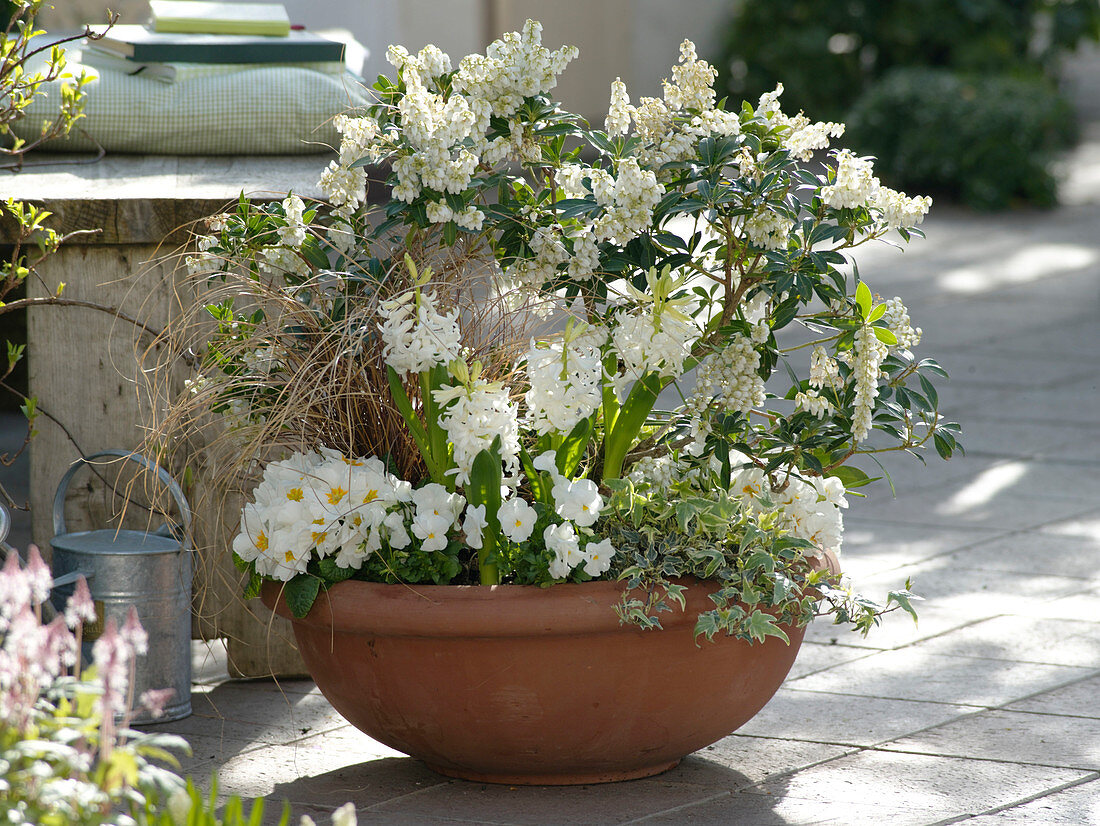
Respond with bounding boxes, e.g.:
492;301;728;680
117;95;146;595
434;379;521;486
525;324;607;436
851;324;889;442
745;207;793;250
452;20;578;119
232;450;416;579
590;157;665;246
871;187;933;230
809;345;840;388
614;42;740;171
612;304;699;380
822;149;879;210
690;335;765;415
605;77;631;136
795;389;833;419
661;39;718;112
881;296;922;351
378;289;463;376
277;194;307;247
533;452;615;578
820;148;931;229
426;199;485;231
730;453;848;556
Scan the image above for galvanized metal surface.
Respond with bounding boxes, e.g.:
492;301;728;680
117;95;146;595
50;451;194;724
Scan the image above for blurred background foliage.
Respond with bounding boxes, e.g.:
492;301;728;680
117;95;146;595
715;0;1100;209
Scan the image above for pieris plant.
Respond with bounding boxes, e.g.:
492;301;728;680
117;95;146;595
166;21;959;642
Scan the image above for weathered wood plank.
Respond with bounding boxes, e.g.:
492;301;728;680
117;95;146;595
0;154;332;243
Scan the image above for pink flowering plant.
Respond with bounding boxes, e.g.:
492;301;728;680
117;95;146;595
170;21;960;641
0;546;189;824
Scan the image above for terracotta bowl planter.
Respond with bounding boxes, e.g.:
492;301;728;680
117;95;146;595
262;563;835;785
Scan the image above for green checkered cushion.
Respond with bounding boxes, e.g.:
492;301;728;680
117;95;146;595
16;51;368;155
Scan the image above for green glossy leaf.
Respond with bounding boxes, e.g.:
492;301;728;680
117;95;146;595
284;574;321;619
873;325;898;345
855;281;872;320
556;416;593;478
744;610;791;644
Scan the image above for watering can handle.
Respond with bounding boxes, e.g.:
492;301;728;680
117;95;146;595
0;502;9;547
52;450;192;539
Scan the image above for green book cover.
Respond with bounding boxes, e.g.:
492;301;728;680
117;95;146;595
90;24;344;64
150;1;292;37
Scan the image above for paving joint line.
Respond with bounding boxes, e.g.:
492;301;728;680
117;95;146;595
925;770;1100;825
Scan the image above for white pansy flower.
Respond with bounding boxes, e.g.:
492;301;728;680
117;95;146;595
551;477;603;528
582;538;615;577
498;497;537;542
462;504;488;549
544;522;582;578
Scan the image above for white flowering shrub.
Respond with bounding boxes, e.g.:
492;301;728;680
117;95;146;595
173;21;960;641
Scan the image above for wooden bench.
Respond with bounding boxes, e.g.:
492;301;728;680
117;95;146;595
2;153;333;677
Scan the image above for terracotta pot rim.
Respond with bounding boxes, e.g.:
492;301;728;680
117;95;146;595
262;553;836;639
262;576;712;637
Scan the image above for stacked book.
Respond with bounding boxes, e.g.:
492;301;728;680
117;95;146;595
83;1;347;83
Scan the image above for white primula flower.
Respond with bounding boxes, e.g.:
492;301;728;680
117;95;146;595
551;477;603;528
544;522;583;578
582;538;615;577
411;512;451;552
498;497;537;543
462;504;488;549
412;483;464;525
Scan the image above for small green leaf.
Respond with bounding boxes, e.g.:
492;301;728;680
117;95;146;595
855;281;872;320
284;574;321;618
867;302;886;323
744;610;791;644
873;326;898;345
887;588;922;623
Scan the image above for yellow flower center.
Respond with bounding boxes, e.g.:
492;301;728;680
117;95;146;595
311;530;327;545
284;550;295;563
327;486;348;505
255;531;268;551
286;488;303;502
363;489;379;504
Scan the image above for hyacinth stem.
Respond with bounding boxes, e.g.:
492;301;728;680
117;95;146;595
479;537;500;586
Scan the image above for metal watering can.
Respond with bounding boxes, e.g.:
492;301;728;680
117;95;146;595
49;450;193;724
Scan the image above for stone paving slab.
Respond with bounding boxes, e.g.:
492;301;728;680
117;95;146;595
882;707;1100;771
786;648;1096;708
738;750;1091;826
959;776;1100;825
1002;673;1100;718
910;615;1100;667
733;688;973;746
937;531;1100;579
